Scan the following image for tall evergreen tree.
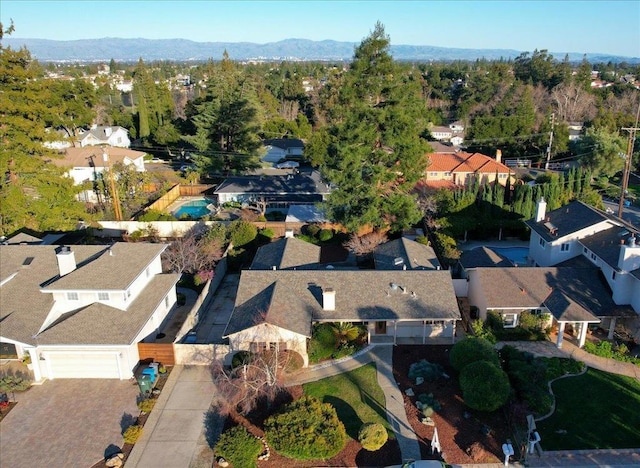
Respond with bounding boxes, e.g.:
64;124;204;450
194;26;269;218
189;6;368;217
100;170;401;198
317;23;431;232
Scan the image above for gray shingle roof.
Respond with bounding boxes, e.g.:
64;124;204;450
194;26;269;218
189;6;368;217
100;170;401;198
42;243;167;291
35;274;179;345
579;226;639;272
264;138;304;150
458;246;512;268
374;238;440;270
224;270;460;337
0;243;171;346
251;237;320;270
214;171;330;197
525;201;610;242
472;267;634;319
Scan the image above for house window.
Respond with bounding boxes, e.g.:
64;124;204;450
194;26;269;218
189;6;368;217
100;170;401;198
127;289;131;298
561;243;569;252
612;271;616;280
278;341;288;351
97;292;109;301
145;267;150;278
499;174;507;178
429;172;438;176
67;292;79;301
445;172;451;177
502;313;517;328
583;247;588;253
165;296;170;308
250;342;268;353
590;253;597;262
539;238;546;247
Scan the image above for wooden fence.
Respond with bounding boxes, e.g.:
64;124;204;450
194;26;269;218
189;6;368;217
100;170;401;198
138;342;175;366
145;184;215;213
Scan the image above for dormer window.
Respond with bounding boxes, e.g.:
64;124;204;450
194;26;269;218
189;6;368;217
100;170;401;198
97;292;109;301
561;243;569;252
67;292;79;301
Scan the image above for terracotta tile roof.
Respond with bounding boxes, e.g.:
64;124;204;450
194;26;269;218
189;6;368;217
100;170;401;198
425;152;512;175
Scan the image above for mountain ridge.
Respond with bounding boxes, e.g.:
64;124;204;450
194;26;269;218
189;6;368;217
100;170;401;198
3;37;638;63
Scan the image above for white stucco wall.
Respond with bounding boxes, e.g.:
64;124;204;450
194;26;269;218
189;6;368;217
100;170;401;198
227;323;309;367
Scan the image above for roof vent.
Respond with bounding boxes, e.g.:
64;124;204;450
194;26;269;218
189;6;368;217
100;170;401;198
390;283;398;290
393;257;404;266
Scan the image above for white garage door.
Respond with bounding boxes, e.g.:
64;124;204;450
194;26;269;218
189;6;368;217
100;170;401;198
47;353;121;379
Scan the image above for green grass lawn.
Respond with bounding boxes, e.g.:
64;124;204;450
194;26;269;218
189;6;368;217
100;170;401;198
537;369;640;450
303;363;392;440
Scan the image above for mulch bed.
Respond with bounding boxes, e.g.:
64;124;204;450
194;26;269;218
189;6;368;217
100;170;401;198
0;401;18;422
393;345;510;465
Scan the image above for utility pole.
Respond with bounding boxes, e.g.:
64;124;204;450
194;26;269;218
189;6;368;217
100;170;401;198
544;113;555;170
103;150;123;221
618;102;640;218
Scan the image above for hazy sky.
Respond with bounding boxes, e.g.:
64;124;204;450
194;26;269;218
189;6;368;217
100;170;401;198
2;0;639;57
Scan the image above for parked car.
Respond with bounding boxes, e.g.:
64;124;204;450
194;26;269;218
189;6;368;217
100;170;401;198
275;160;300;169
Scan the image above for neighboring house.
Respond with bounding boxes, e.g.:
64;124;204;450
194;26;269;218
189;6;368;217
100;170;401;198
213;170;331;209
429;125;453;141
78;125;131;148
424;150;514;187
0;242;179;380
568;122;584;141
43;128;74;150
429;123;464;145
49;147;146;203
223;237;461;366
261;138;305;164
374;237;440;270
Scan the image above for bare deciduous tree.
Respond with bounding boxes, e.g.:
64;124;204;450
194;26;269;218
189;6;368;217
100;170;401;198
343;231;388;257
551;81;596;123
162;226;223;274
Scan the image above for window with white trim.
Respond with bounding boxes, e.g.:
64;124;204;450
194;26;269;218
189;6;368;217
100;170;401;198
502;313;517;328
612;271;616;280
590;253;597;262
67;292;79;301
165;296;169;308
561;243;569;252
539;238;546;247
97;292;109;301
145;267;150;278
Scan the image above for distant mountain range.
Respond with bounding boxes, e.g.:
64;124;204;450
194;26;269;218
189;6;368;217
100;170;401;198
3;37;638;63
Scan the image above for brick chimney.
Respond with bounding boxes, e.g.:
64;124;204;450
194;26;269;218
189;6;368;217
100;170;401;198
322;288;335;311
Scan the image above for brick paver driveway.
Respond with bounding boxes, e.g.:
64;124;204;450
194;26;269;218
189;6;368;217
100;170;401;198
0;379;139;467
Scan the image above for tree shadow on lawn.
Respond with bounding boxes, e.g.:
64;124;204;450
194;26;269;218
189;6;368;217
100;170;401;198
323;395;363;440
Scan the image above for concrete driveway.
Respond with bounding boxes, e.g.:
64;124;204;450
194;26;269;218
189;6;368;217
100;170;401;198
0;379;139;467
195;273;239;344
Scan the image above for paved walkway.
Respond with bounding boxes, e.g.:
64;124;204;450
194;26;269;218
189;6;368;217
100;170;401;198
126;366;220;468
285;345;422;463
527;448;640;466
496;339;640;379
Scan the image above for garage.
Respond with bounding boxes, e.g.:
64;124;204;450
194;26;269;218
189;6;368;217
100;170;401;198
46;352;122;379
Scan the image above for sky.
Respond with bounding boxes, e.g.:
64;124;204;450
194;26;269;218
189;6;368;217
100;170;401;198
2;0;639;57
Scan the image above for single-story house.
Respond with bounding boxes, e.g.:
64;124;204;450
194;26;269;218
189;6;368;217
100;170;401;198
0;241;179;380
213;170;331;209
424;150;514;188
49;147;146;203
223;237;461;366
261;138;305;164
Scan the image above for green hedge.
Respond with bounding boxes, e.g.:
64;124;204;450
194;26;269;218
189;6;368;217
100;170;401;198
449;337;500;372
358;422;388;451
459;361;511;412
215;425;262;468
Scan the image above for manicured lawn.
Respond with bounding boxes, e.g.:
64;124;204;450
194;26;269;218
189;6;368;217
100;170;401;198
537;369;640;450
303;363;392;440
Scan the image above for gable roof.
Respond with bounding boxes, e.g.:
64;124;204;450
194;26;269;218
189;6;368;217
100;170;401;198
0;243;169;346
525;200;613;242
374;238;440;270
251;237;320;270
472;266;634;320
426;152;512;175
51;147;145;169
78;126;128;143
579;225;640;272
214;171;330;197
224;269;461;338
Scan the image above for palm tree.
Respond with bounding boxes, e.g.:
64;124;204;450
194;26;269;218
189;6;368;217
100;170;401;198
330;322;362;347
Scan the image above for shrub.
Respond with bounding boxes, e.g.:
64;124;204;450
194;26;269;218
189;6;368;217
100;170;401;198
0;375;31;393
194;270;214;286
408;360;445;382
415;235;429;245
417;393;442;412
305;224;321;237
138;209;176;221
231;351;252;368
450;337;500;372
471;319;497;344
433;231;461;265
358;422;388;451
260;228;275;239
123;425;143;444
584;340;640;365
264;396;346;460
138;398;156;413
459;361;511;412
204;222;227;245
318;229;334;242
228;220;258;247
215;425;262;468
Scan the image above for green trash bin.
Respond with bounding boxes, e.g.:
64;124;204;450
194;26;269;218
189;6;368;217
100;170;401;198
137;374;153;395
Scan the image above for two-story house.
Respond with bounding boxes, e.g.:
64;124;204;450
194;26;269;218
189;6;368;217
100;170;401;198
0;242;179;380
50;147;146;203
261;138;305;164
78;125;131;148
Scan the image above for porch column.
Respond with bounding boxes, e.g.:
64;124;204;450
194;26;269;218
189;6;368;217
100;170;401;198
451;320;456;344
394;321;397;345
578;322;588;348
27;349;43;382
423;321;426;344
556;322;565;348
608;317;617;340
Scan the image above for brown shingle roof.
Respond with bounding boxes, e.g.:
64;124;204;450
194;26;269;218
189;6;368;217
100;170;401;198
250;237;320;270
374;238;440;270
49;147;146;168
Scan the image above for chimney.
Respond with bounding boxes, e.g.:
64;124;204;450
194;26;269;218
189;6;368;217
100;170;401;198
322;288;335;311
104;127;113;137
285;229;294;238
496;149;502;164
535;197;547;223
55;246;76;276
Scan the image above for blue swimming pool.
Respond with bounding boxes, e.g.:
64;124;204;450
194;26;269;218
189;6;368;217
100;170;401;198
174;199;213;219
491;247;530;266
